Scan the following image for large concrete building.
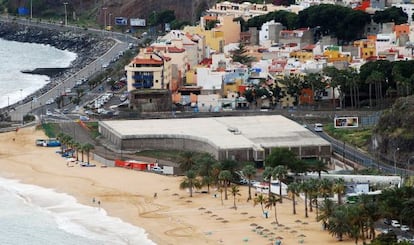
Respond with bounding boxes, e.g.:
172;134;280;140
99;115;332;163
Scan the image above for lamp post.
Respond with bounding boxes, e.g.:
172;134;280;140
394;147;400;175
102;7;107;30
30;0;33;20
63;2;68;26
108;13;112;30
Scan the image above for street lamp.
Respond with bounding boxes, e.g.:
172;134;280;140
108;13;112;30
30;0;33;20
63;2;68;26
102;7;107;30
394;147;400;175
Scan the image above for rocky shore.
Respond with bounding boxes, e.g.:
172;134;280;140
0;21;116;118
0;21;115;78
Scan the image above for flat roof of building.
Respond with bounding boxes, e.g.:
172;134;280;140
100;115;330;150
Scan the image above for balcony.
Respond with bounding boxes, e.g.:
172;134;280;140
133;81;154;89
133;74;153;81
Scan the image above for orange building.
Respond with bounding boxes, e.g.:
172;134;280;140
394;24;410;39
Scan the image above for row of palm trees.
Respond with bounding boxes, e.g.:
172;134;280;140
176;149;414;244
317;186;414;244
56;132;95;164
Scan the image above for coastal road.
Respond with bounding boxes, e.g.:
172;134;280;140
3;17;135;122
307;126;414;176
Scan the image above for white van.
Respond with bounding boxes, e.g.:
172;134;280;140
314;123;323;132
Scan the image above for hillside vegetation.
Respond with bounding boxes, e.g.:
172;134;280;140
0;0;215;25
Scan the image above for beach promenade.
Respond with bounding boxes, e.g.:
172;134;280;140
0;126;358;245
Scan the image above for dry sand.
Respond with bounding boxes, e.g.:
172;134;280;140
0;126;357;245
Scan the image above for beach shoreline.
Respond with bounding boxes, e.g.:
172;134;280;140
0;126;357;245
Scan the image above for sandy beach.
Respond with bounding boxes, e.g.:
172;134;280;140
0;126;357;245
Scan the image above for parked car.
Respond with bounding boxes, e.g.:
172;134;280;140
383;218;392;225
46;98;54;105
391;220;401;228
151;166;163;173
239;179;248;185
401;225;410;232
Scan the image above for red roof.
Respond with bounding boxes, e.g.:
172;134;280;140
302;44;315;51
168;47;185;53
132;58;163;65
199;58;212;65
354;0;370;11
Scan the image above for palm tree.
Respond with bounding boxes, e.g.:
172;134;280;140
287;182;301;215
265;194;281;224
254;193;266;215
230;185;241;209
178;151;196;172
196;153;217;193
317;199;336;230
272;165;288;203
347;204;364;245
332;178;346;205
327;205;350;241
82;143;94;164
211;162;222;187
319;178;333;200
242;164;257;201
300;180;311;218
218;170;232;200
401;198;414;228
308;159;329;179
358;194;381;240
262;166;273;196
179;170;202;197
56;132;66;155
72;142;81;161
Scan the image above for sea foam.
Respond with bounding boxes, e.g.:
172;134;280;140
0;177;156;245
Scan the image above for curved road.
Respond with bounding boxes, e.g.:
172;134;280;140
0;16;135;121
308;127;414;176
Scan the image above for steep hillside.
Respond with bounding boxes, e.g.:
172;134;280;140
4;0;216;24
371;96;414;163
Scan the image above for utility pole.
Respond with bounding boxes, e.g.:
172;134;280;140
30;0;33;19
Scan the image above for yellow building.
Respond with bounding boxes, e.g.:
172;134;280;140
289;50;314;62
353;37;376;60
185;69;197;86
323;46;352;63
223;78;243;97
184;21;226;54
215;15;241;45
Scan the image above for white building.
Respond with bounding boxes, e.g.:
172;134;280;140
196;67;225;90
392;4;414;23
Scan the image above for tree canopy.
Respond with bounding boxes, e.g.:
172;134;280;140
373;6;408;25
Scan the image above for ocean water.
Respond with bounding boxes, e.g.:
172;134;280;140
0;177;156;245
0;38;156;244
0;38;77;108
